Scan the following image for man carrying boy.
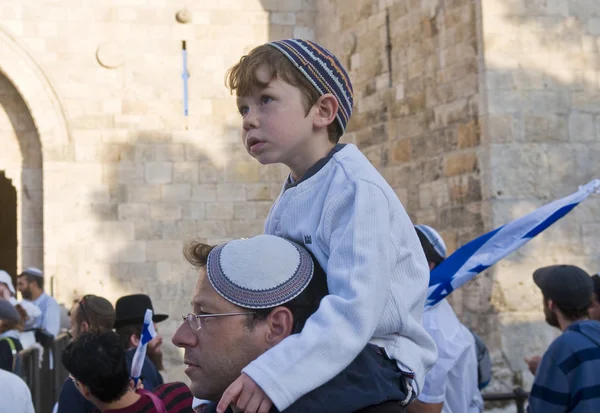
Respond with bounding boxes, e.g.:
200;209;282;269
219;39;436;413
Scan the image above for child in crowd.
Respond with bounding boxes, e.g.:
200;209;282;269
218;39;437;413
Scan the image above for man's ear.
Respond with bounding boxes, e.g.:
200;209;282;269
265;307;294;347
312;94;338;129
80;321;90;333
547;299;556;311
130;333;141;348
77;382;94;400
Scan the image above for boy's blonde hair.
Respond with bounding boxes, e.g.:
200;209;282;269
226;44;343;143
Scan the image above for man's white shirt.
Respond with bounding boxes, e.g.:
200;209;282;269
418;299;484;413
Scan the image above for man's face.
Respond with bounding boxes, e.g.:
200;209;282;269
172;268;266;401
69;302;83;340
147;324;164;371
543;297;560;329
589;294;600;322
17;277;33;300
0;283;12;300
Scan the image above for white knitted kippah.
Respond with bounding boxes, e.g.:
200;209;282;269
415;224;447;258
206;235;314;309
22;267;43;278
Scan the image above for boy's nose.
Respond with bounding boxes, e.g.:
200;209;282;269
243;110;259;130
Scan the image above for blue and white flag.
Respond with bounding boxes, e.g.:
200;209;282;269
130;308;157;384
427;179;600;307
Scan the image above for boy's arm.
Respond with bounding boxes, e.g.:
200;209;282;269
243;181;420;410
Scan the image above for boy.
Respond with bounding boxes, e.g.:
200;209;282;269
219;39;436;413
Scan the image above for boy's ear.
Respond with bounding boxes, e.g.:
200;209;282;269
312;93;339;129
130;333;141;348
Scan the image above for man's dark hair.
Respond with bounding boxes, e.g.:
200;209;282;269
415;228;444;268
62;331;130;403
592;274;600;301
115;324;142;350
544;296;590;321
72;295;115;332
185;240;329;334
18;273;43;289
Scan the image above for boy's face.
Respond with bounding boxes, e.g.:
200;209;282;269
236;65;316;168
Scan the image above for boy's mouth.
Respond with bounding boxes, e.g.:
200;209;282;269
246;137;265;153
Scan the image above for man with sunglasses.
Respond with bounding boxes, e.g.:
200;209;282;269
57;294;116;413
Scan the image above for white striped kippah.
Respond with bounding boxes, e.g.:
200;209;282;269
206;235;314;309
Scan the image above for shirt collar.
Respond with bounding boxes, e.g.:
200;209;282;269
284;143;346;191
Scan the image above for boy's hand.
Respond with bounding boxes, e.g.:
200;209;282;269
217;373;273;413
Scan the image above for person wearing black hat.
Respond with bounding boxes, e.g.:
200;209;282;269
590;274;600;322
114;294;168;391
527;265;600;413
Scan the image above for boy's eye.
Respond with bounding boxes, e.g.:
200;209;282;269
260;96;273;105
238;106;249;116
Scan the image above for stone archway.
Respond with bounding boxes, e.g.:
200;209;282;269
0;26;70;275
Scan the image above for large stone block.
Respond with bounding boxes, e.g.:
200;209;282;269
145;162;172;184
146;240;183;262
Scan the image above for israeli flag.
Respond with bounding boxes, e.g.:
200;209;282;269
427;179;600;307
130;309;157;384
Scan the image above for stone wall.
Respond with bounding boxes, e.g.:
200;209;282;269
0;0;313;382
480;0;600;392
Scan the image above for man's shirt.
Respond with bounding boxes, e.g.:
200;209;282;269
101;383;194;413
528;320;600;412
31;292;60;336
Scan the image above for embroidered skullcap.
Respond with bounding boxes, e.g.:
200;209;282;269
268;38;354;134
206;235;314;309
20;267;43;278
415;225;447;259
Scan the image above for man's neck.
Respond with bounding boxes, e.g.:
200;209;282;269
559;316;588;331
31;289;43;301
97;390;141;411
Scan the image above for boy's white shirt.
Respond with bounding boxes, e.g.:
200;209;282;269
242;144;437;410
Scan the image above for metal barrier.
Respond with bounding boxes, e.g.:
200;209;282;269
483;388;529;413
17;346;41;413
16;332;71;413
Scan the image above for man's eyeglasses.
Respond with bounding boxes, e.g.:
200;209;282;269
68;294;92;325
182;312;256;331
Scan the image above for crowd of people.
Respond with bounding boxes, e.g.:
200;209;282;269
1;37;599;413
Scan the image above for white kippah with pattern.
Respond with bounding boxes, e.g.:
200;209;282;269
206;235;314;309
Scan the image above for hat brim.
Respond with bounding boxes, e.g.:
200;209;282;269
532;267;551;292
114;313;168;328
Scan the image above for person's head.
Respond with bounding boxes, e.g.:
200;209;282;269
533;265;594;330
0;270;16;300
173;234;328;401
590;274;600;321
17;267;44;300
0;299;24;333
414;225;447;270
69;295;116;340
114;294;168;370
62;331;130;406
226;39;353;176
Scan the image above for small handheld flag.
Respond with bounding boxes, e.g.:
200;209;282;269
427;179;600;307
130;308;157;384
